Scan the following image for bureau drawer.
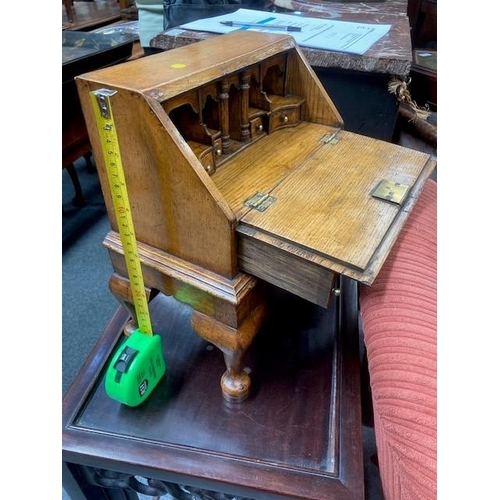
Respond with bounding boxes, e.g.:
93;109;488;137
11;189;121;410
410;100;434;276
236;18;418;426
198;148;216;175
250;117;265;138
191;137;223;175
269;105;302;133
212;138;223;159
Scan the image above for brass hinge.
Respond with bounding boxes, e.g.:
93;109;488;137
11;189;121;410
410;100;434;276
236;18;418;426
320;133;341;145
371;179;410;206
244;192;276;212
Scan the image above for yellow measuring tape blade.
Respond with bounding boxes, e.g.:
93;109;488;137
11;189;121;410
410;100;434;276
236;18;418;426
90;89;153;336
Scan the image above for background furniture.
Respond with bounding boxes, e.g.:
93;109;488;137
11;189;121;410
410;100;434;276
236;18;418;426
63;278;364;500
359;178;437;499
62;30;136;207
63;0;74;23
408;0;437;50
407;0;437;110
63;0;123;31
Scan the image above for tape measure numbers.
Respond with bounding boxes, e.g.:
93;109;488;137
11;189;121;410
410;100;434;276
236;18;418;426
91;89;166;406
91;89;152;336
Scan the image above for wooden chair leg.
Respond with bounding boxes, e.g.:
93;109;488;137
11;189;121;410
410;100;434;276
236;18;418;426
63;0;74;23
83;151;95;173
65;163;86;207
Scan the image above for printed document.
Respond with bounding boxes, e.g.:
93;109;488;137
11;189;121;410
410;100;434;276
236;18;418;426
180;9;391;55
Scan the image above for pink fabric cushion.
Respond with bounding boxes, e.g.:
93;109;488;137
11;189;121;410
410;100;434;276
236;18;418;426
359;179;437;500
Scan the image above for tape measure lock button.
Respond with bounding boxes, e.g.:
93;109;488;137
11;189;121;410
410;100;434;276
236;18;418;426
113;346;139;383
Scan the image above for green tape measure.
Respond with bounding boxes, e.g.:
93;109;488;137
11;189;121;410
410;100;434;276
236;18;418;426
91;89;166;406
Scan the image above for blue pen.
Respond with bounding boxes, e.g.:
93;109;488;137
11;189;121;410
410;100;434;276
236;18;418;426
220;21;302;32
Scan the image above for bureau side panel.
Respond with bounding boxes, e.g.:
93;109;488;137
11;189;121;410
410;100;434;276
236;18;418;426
286;48;344;128
77;78;238;278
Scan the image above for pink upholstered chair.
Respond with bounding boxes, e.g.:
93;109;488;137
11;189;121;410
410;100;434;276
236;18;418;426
359;179;437;499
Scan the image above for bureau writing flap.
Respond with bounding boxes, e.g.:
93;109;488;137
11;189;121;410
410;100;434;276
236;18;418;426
234;127;435;289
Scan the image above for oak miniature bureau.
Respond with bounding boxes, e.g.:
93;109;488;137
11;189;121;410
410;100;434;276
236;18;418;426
76;31;436;402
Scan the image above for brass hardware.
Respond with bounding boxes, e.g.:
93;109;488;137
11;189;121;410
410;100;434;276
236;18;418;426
94;88;116;119
371;179;410;206
244;192;276;212
258;124;263;131
320;133;340;145
282;115;289;123
205;165;213;173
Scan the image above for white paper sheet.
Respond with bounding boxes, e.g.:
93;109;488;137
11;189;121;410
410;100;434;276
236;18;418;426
180;8;391;55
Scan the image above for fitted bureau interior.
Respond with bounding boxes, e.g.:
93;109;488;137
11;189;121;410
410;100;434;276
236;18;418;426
162;51;305;176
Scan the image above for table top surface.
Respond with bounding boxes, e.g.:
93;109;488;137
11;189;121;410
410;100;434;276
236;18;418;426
62;283;363;499
62;31;136;66
271;0;408;17
62;1;122;31
151;0;412;75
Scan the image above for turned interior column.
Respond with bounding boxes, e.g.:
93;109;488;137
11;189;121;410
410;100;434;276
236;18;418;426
218;77;230;151
240;69;251;142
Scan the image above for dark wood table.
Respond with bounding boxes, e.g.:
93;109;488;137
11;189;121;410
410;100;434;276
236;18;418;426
62;1;122;31
62;278;364;500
